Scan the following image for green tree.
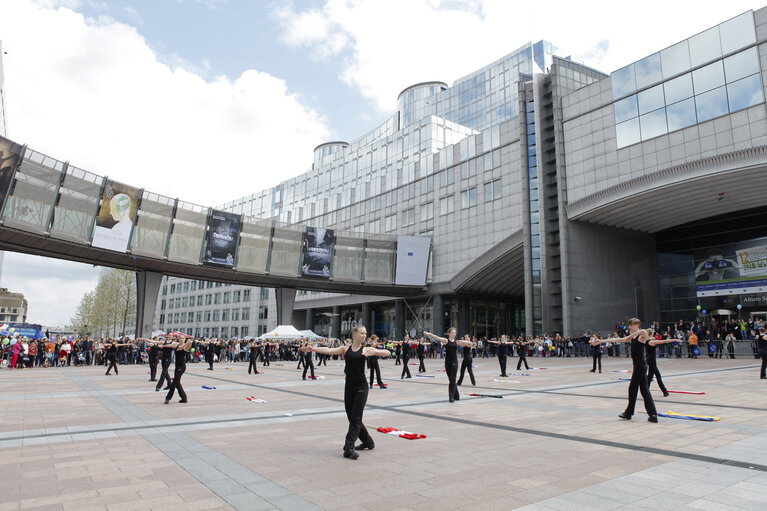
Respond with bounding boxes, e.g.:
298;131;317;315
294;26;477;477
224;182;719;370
71;269;136;337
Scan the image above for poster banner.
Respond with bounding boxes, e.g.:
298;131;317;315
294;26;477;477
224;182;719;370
204;209;241;267
302;227;334;278
91;180;140;252
395;236;431;286
0;136;23;210
695;238;767;297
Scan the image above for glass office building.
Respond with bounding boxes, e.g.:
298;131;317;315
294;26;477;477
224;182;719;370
155;8;767;338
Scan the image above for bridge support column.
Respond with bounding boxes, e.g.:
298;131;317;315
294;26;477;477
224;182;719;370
304;308;314;331
135;271;163;339
331;306;341;339
275;288;297;325
395;299;405;340
433;295;444;337
362;303;371;332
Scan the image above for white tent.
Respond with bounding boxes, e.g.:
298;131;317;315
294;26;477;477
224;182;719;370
298;330;323;339
258;325;307;340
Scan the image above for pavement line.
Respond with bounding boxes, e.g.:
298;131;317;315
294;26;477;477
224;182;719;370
62;369;321;511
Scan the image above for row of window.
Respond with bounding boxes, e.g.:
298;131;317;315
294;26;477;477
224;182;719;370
615;46;764;148
612;11;756;100
163;281;269;300
159;307;253;324
362;179;503;233
161;289;253;310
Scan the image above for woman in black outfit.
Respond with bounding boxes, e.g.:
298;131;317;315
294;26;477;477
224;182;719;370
302;341;316;380
367;335;386;389
417;340;427;373
302;326;391;459
248;340;260;375
165;335;192;404
647;332;674;397
424;328;473;402
399;338;412;379
104;339;131;375
488;336;510;377
457;334;476;386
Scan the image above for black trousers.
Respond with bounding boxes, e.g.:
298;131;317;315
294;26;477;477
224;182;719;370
401;355;411;378
625;365;657;417
165;365;187;401
446;359;459;401
592;352;602;371
498;356;507;376
303;358;315;379
157;359;172;390
368;359;383;387
317;354;327;366
248;356;259;374
344;383;373;451
647;359;667;394
395;351;401;365
418;355;426;373
517;353;529;370
458;357;475;385
206;354;214;370
262;351;270;366
105;356;118;375
297;355;304;369
149;356;158;380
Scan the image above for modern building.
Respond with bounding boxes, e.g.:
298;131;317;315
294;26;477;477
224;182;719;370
0;39;8;282
0;287;27;324
156;8;767;339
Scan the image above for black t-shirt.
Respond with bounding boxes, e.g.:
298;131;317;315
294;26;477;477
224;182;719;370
445;340;458;363
106;344;118;359
462;344;473;359
161;345;174;361
630;336;647;370
345;344;367;387
417;344;425;357
497;342;507;357
149;345;160;359
758;334;767;352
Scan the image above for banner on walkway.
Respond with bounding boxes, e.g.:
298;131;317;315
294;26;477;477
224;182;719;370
301;226;334;278
0;136;24;211
204;209;241;267
395;236;431;286
91;180;140;252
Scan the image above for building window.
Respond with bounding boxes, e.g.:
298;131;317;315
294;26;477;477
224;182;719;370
242;308;251;320
258;306;268;320
244;289;251;301
233;290;241;302
232;309;240;321
385;214;396;232
439;169;454;187
223;292;231;304
170;284;175;293
196;311;202;322
182;297;188;308
258;288;266;300
241;326;249;337
191;281;197;291
197;295;203;306
214;293;221;305
402;208;415;226
484;179;502;201
461;187;477;209
213;310;220;322
204;311;211;322
183;282;189;292
222;309;229;322
368;219;380;233
419;202;433;222
160;300;166;310
439;195;455;215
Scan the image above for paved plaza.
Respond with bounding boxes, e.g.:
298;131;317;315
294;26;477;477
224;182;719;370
1;355;766;510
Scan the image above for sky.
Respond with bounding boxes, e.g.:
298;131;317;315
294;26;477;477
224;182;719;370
0;0;761;326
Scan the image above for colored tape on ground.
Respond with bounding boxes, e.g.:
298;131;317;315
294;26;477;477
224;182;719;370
667;390;706;395
659;411;720;421
415;374;435;378
201;385;216;390
246;396;267;403
493;379;520;383
469;393;503;399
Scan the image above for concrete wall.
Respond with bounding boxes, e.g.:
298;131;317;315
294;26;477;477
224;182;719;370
563;222;659;334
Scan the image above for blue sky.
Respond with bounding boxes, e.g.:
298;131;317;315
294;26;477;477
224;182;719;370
0;0;761;326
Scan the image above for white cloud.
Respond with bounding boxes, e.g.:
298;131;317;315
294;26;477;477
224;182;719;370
0;0;331;207
274;0;760;114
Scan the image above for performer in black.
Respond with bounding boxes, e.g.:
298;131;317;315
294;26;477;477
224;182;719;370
516;336;535;370
148;338;160;381
399;339;412;379
156;339;175;391
262;342;271;366
205;339;215;371
367;335;386;388
248;340;260;375
165;336;192;404
457;334;476;386
104;339;131;375
647;332;673;397
424;328;473;402
394;341;401;365
591;319;659;422
589;335;603;373
302;326;391;459
417;340;426;373
302;342;316;380
488;336;510;377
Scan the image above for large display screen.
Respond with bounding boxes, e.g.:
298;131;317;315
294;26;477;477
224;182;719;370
695;238;767;297
395;236;431;286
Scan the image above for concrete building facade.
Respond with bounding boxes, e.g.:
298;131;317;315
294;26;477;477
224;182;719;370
155;8;767;339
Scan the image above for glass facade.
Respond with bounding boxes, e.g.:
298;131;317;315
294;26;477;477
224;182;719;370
612;12;763;148
525;97;542;335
